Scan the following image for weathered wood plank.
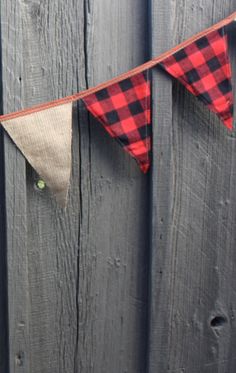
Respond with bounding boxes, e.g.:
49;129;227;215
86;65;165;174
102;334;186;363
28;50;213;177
1;1;31;372
148;1;174;372
0;21;8;371
0;126;8;373
1;0;83;371
149;1;236;372
1;1;149;372
78;1;149;372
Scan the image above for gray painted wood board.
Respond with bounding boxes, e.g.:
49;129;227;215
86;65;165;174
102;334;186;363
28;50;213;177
1;0;236;372
149;1;236;372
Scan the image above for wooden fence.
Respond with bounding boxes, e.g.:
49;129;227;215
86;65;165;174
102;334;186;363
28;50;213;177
0;0;236;372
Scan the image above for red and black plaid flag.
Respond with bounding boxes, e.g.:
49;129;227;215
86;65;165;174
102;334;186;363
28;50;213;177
83;72;151;173
160;27;233;129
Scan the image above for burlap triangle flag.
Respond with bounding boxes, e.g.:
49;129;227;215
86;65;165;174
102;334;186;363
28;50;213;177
1;102;73;207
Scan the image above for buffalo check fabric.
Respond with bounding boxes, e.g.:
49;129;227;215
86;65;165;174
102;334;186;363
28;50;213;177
83;71;151;173
160;27;233;129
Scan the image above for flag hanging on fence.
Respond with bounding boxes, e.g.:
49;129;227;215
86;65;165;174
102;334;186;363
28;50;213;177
1;103;73;207
83;71;151;173
0;12;235;208
160;28;234;129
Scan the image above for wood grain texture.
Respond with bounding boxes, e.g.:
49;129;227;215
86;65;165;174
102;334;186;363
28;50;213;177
77;1;149;371
0;15;8;371
148;1;175;372
149;1;236;372
3;1;236;372
0;125;8;372
1;1;149;373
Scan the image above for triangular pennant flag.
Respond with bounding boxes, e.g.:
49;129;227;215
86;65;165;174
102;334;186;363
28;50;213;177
83;71;151;173
1;103;73;207
160;27;233;129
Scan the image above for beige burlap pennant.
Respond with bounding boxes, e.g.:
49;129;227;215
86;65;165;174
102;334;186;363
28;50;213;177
1;102;73;207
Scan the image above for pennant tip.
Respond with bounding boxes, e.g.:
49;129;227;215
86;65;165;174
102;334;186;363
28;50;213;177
223;117;233;131
140;162;150;174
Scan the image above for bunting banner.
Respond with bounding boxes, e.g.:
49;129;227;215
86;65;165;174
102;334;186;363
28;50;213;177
83;72;151;173
0;12;236;206
2;103;73;207
159;28;233;129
